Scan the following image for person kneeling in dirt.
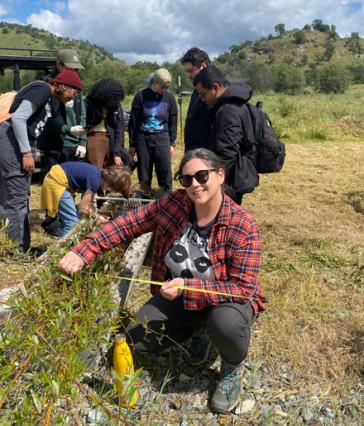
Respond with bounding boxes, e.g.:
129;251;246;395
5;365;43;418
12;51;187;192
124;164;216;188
41;162;130;238
58;148;267;414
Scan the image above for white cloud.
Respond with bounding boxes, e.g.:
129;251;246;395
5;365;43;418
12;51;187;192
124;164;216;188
0;5;7;17
23;0;364;63
26;9;64;36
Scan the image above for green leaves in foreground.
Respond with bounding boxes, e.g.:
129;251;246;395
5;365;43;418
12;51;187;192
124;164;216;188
0;226;129;424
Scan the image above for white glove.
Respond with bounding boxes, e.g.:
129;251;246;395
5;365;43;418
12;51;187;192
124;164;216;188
70;125;87;137
75;145;87;159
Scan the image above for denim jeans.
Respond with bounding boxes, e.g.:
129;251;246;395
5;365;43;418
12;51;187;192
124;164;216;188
58;190;79;237
0;122;31;251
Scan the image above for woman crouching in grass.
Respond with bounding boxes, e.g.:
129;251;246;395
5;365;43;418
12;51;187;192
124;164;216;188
41;162;130;238
58;148;267;414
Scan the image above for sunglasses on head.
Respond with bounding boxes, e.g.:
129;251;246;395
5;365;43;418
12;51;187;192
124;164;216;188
177;169;218;188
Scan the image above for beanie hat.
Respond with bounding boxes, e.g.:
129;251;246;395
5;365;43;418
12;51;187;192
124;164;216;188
153;68;172;85
56;49;84;70
53;69;83;91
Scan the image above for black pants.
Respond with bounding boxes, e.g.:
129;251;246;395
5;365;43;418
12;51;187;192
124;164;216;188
135;132;172;192
44;146;82;172
125;293;255;365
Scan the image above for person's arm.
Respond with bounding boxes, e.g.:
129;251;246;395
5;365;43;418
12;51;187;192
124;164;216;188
241;105;258;166
168;94;178;145
128;93;143;149
168;216;261;311
78;98;88;147
212;105;243;172
110;108;124;154
59;197;162;273
78;189;95;215
11;99;37;153
11;100;37;172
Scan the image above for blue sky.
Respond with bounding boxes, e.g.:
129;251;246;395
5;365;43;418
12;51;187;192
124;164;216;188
0;0;363;64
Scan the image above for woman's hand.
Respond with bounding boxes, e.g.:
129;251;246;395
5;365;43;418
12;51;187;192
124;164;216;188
170;145;175;157
59;251;85;274
160;278;184;301
96;213;109;224
113;156;123;167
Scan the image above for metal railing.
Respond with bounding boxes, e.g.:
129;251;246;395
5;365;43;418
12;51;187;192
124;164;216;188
0;47;58;56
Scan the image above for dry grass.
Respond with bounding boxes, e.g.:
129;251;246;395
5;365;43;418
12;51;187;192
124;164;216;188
0;92;363;421
243;141;364;402
123;139;364;418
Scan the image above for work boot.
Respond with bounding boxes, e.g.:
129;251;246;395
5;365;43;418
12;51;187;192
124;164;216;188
210;361;242;414
183;328;211;366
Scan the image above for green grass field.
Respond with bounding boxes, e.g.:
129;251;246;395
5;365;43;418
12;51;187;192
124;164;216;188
0;89;363;424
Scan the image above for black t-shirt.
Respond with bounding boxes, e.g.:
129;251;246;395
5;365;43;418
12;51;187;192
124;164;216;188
128;87;177;144
9;81;52;145
184;90;214;151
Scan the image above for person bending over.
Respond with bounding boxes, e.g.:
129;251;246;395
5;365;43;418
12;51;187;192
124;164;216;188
41;162;130;238
0;69;83;252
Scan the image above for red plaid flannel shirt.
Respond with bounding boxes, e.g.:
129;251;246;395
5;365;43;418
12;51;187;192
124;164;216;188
71;190;267;314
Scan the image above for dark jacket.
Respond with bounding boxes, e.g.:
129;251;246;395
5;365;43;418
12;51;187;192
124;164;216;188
85;98;134;169
184;90;214;151
209;83;259;194
39;71;86;151
85;98;124;157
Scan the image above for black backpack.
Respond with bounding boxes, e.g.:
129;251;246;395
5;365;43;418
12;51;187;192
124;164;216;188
245;102;285;174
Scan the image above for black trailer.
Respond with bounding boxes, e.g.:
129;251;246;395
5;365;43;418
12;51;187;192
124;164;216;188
0;47;56;90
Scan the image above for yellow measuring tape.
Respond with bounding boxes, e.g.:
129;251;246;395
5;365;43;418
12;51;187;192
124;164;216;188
91;273;245;299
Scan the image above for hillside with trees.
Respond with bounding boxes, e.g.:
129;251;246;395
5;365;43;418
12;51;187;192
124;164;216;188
215;20;364;94
0;20;363;95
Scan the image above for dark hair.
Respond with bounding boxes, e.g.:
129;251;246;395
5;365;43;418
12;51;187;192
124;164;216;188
87;79;124;108
174;148;225;179
101;165;131;197
193;65;229;89
180;47;211;66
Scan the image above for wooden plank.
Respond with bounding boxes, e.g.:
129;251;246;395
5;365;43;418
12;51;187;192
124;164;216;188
110;232;153;308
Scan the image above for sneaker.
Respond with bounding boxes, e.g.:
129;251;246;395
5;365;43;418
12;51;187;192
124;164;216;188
210;363;242;414
183;331;211;366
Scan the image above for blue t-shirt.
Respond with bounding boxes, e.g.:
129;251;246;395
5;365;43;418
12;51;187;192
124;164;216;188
61;162;101;193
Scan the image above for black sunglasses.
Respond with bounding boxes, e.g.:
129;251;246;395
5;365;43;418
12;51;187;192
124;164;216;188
177;169;218;188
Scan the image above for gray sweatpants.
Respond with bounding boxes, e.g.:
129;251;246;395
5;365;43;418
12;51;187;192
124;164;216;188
0;122;31;252
125;293;255;365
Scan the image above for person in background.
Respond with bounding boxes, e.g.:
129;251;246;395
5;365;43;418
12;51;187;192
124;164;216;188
180;47;214;152
194;66;259;204
41;162;130;238
40;49;88;169
0;69;83;253
59;148;266;414
85;79;132;169
128;68;177;195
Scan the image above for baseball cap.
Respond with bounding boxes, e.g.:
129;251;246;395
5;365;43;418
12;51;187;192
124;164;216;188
53;69;83;91
56;49;84;70
153;68;172;85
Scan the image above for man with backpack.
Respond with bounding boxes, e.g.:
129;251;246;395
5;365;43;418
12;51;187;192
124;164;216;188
39;49;87;170
193;66;259;204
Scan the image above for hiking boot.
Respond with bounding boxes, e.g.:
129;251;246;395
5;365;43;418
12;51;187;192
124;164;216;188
183;329;211;366
210;362;242;414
